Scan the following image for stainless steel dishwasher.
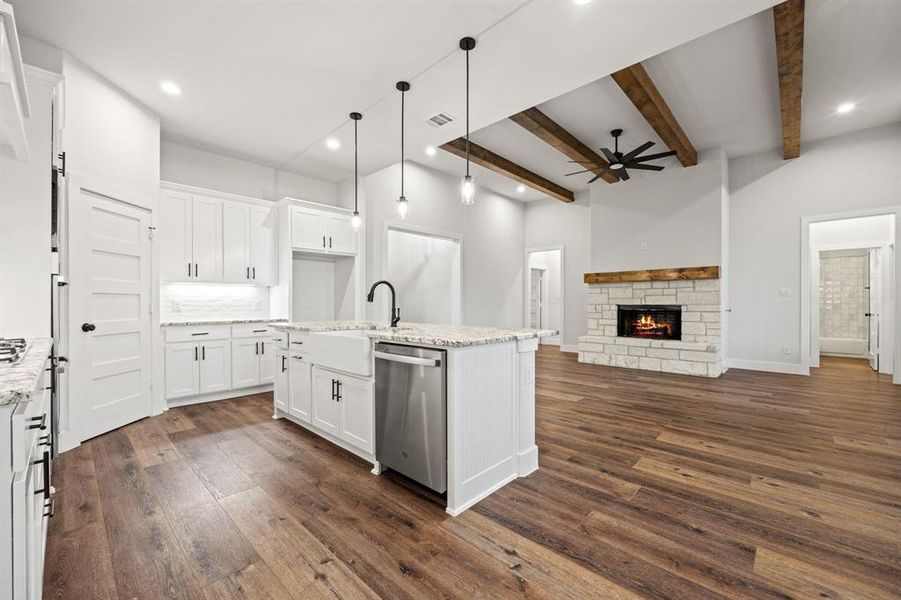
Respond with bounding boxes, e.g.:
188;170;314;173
374;342;447;494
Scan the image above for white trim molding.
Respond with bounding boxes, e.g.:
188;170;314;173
726;359;808;376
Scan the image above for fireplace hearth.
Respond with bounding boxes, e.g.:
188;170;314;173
617;305;682;341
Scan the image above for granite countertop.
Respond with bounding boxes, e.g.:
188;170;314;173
161;318;287;327
0;338;53;406
270;321;557;348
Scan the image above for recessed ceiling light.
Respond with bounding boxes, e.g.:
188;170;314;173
160;81;181;96
516;185;526;193
425;146;437;157
573;0;591;4
836;102;856;114
326;138;340;150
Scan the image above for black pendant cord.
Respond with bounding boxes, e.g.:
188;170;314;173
465;47;470;177
401;86;405;197
354;117;358;213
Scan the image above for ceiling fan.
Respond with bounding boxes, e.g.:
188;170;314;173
566;128;677;182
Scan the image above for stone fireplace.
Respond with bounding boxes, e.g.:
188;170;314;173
578;266;723;377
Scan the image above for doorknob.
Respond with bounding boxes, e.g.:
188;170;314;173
81;323;96;332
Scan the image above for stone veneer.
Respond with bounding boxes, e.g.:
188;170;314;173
578;279;723;377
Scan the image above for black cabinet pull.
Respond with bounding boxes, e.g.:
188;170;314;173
194;346;198;361
194;263;198;277
253;329;267;333
28;414;47;431
281;355;287;372
253;266;256;279
246;266;250;279
34;451;50;500
43;497;55;518
202;346;206;360
191;332;209;336
331;379;336;400
261;341;265;355
255;342;259;355
329;236;332;249
188;262;192;277
322;235;326;248
336;380;342;402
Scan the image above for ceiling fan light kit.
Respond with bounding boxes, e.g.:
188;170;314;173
566;128;677;182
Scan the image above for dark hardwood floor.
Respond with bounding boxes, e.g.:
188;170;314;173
43;350;901;599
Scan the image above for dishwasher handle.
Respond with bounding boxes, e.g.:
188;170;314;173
374;351;441;368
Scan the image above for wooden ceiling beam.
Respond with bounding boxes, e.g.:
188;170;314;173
773;0;805;159
611;63;698;167
509;107;620;184
439;138;575;203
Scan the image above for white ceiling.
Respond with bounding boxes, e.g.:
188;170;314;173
11;0;778;197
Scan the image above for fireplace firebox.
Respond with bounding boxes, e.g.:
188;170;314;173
617;305;682;340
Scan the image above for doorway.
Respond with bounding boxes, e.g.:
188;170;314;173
525;247;563;345
806;213;895;376
385;225;461;325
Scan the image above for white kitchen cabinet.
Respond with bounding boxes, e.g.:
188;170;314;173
338;374;374;454
199;339;230;393
327;213;356;254
230;338;259;389
259;339;276;384
165;341;200;398
311;368;341;435
159;190;223;283
291;206;328;251
274;349;289;412
223;202;277;284
288;355;312;423
290;205;357;255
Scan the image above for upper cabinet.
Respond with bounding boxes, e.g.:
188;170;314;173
223;202;276;284
290;204;356;255
159;184;277;285
0;2;31;161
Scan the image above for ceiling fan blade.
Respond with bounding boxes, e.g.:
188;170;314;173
587;173;605;184
617;167;630;181
565;169;593;176
631;150;678;163
600;148;618;163
622;141;655;161
624;163;664;171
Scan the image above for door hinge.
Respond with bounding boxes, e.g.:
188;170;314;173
56;152;66;177
148;226;156;239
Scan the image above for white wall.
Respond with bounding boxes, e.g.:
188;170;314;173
160;140;338;205
729;123;901;368
589;149;727;272
364;161;524;328
523;192;590;350
387;229;460;325
528;249;561;344
61;54;160;201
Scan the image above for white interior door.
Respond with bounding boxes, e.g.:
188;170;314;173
868;249;880;371
70;184;152;441
530;268;543;329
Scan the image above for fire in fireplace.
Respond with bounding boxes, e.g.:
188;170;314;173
617;305;682;340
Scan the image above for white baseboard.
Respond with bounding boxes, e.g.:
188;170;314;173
560;344;579;354
166;384;273;408
726;359;809;376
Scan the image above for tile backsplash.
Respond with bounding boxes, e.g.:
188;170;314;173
160;284;270;322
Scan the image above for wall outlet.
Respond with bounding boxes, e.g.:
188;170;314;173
779;288;791;297
782;345;791;355
640;242;648;250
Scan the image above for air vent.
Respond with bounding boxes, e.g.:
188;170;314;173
426;112;455;127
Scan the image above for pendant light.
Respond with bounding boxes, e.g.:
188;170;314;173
396;81;410;220
350;111;363;231
459;36;477;205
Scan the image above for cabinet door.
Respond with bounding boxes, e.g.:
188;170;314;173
159;191;193;282
327;213;356;254
288;356;312;423
259;337;276;385
274;351;288;411
249;205;277;284
291;206;327;251
311;368;340;435
231;338;259;389
165;342;200;399
199;339;231;394
338;375;374;454
191;195;223;282
222;202;251;283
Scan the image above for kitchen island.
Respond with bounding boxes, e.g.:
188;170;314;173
270;321;555;515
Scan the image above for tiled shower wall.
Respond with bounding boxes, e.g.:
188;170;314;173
160;284;270;322
819;252;868;340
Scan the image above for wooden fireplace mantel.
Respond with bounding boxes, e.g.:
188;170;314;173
584;265;719;284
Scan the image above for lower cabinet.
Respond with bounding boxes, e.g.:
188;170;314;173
274;349;289;412
165;340;231;398
231;337;276;389
310;366;374;455
289;355;312;422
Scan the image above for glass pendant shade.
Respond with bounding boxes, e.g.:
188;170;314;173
351;210;362;231
396;196;408;220
460;175;475;205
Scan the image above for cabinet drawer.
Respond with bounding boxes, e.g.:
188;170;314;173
12;360;51;473
289;332;310;351
164;325;230;342
232;324;275;339
270;331;289;351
